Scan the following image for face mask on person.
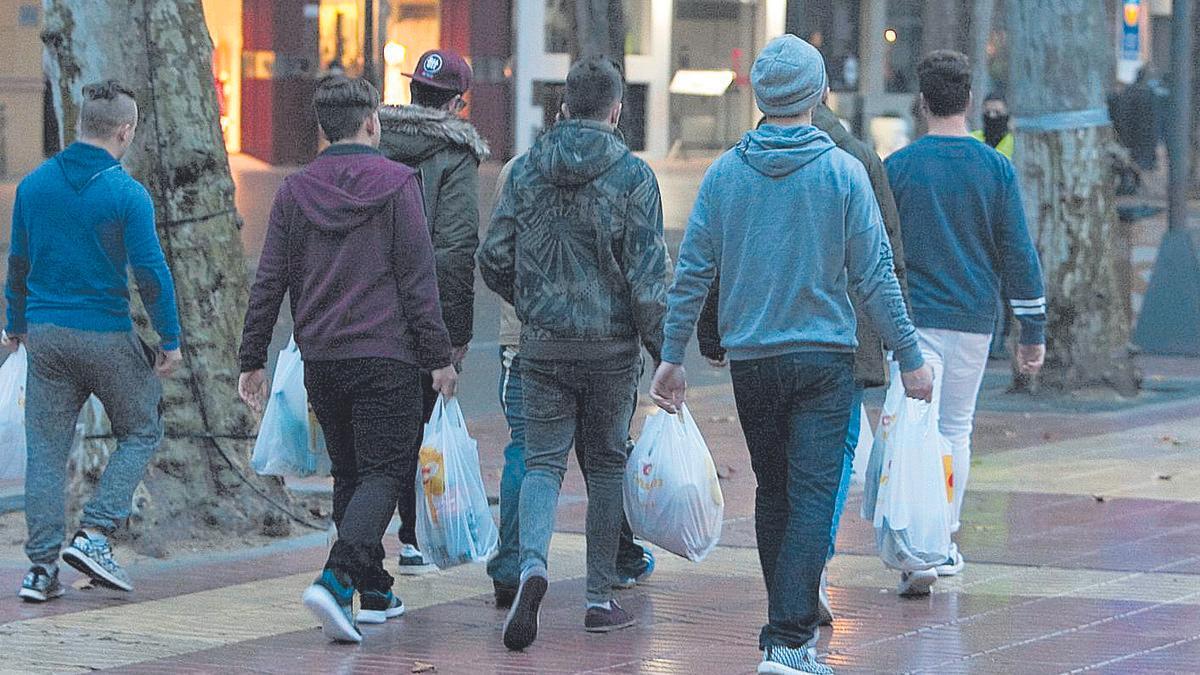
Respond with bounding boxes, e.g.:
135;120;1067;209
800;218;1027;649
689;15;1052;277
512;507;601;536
983;112;1010;148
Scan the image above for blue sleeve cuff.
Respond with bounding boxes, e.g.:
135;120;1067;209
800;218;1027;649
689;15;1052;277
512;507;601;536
1018;321;1045;346
895;344;925;373
160;338;180;351
660;337;687;365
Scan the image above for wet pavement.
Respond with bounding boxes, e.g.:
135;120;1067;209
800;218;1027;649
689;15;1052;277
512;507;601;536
0;157;1198;672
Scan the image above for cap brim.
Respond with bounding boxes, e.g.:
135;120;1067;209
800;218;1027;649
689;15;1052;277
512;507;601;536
403;73;464;92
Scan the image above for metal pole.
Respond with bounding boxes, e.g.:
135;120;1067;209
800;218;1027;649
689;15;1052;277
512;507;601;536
1168;0;1194;231
363;0;377;88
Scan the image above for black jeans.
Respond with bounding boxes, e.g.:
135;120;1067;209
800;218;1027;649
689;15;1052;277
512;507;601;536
730;351;855;650
305;358;423;591
397;371;439;547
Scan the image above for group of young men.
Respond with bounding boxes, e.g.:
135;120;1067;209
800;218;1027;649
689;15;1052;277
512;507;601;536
5;33;1046;675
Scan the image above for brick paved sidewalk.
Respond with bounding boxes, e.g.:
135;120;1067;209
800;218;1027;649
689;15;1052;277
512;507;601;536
1;369;1198;674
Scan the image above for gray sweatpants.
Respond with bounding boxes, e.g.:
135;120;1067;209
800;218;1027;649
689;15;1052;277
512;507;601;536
24;324;164;566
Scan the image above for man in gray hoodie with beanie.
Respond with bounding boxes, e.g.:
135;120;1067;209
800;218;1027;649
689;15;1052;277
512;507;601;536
650;36;934;675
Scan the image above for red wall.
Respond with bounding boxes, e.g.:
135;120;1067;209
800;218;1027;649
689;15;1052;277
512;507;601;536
241;0;319;165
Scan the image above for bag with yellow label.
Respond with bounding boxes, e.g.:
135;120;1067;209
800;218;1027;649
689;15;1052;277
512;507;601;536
864;369;953;572
0;346;28;480
623;404;723;562
414;396;498;569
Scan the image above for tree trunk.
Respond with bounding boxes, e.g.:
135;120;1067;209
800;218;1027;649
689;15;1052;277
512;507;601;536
1006;0;1140;396
968;0;997;127
922;0;967;55
570;0;626;76
41;0;316;555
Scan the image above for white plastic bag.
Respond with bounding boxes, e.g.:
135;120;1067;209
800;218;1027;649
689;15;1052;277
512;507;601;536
864;374;953;572
849;402;874;488
414;396;498;569
0;346;28;480
250;338;330;478
624;404;724;562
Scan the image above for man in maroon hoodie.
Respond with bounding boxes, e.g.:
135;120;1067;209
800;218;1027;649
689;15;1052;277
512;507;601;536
237;76;457;644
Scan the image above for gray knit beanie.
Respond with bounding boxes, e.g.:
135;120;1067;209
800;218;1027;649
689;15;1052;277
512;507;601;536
751;35;828;117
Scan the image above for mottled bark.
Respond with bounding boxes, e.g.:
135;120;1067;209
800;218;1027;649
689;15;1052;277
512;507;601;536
568;0;626;76
42;0;312;553
1007;0;1140;395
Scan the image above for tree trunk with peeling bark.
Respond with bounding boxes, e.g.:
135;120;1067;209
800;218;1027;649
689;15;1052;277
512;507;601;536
1006;0;1140;396
41;0;316;554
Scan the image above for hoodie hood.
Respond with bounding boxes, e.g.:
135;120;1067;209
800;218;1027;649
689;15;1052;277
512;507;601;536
56;142;122;193
287;145;411;233
378;104;490;164
737;124;836;178
529;119;629;187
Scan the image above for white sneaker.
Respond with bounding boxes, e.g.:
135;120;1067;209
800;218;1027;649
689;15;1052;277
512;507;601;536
936;546;965;577
897;568;938;597
396;544;437;575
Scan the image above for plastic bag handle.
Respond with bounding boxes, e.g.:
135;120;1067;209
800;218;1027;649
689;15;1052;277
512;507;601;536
431;395;467;430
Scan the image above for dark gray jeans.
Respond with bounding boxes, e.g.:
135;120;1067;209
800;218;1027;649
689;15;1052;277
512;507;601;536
518;357;639;604
24;324;164;566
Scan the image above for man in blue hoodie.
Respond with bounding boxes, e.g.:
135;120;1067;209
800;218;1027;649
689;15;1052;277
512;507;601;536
4;81;182;602
650;36;933;675
884;51;1046;595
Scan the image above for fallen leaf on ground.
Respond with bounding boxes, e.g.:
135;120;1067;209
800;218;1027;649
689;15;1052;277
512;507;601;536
412;662;436;673
1092;494;1107;503
1158;474;1173;481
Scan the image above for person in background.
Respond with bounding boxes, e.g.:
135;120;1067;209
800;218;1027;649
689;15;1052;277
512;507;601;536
480;56;669;651
238;76;457;644
378;48;488;576
652;36;933;675
5;80;182;602
970;92;1015;358
486;155;656;613
697;100;910;627
885;51;1046;597
971;92;1014;159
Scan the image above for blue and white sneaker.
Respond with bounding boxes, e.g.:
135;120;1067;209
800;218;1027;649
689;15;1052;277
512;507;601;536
302;568;362;643
614;547;655;589
757;645;835;674
62;530;132;592
358;589;405;624
18;565;65;603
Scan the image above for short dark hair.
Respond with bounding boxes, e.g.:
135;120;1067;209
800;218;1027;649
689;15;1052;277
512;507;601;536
410;81;460;110
314;75;380;143
917;50;972;117
563;57;623;121
80;80;137;139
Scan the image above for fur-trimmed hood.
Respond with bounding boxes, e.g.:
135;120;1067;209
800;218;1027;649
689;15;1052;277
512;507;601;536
379;104;491;164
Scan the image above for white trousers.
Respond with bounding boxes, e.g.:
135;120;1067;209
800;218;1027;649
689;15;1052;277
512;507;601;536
916;327;992;533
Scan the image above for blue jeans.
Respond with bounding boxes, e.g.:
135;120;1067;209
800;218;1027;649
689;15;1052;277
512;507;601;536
24;325;164;566
828;385;865;560
488;349;647;590
518;357;640;604
487;348;527;587
730;351;855;650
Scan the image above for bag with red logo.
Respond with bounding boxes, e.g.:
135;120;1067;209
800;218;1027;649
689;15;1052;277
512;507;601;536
623;404;724;562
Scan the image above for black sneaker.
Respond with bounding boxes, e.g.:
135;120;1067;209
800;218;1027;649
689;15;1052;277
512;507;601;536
302;568;362;643
358;589;405;624
62;530;132;591
584;600;636;633
494;581;518;610
18;566;65;603
502;567;548;651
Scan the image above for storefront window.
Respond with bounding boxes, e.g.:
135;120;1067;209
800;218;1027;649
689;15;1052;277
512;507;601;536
787;0;861;92
202;0;243;152
545;0;652;56
382;0;442;105
319;1;364;76
884;0;923;93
